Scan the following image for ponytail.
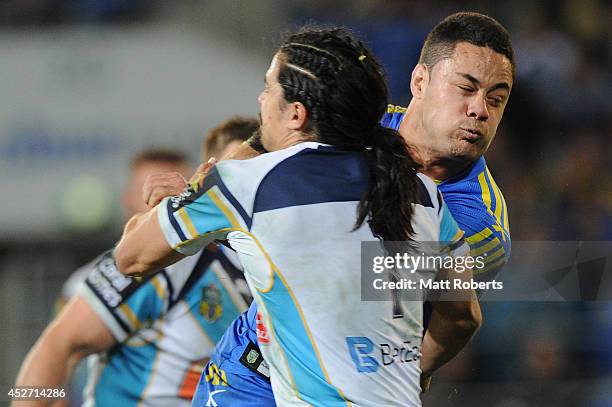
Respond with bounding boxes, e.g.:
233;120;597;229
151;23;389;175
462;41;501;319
355;125;419;241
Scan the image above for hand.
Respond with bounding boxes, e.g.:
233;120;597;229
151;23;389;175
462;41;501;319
189;157;217;185
142;172;188;208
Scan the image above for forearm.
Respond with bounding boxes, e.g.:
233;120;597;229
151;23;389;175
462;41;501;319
420;301;482;377
115;209;184;276
122;212;147;235
13;333;83;406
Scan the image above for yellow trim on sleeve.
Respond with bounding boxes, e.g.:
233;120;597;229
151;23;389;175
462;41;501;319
451;229;464;242
486;168;504;226
478;172;493;215
465;227;493;245
469;236;502;257
493;224;507;242
503;197;510;232
177;208;198;239
207;189;241;229
483;246;505;263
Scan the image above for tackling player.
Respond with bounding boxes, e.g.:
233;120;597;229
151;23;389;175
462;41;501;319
13;117;258;407
188;11;515;406
114;26;481;406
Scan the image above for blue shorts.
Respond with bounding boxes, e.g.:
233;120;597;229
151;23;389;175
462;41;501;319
191;360;275;407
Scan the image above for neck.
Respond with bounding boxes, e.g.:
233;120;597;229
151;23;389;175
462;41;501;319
413;157;474;181
270;131;316;152
399;101;475;181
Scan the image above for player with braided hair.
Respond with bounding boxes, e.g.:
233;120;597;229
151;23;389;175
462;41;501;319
189;29;430;406
187;12;513;405
115;26;478;406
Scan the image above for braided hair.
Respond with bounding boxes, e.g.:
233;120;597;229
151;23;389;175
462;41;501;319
277;27;419;241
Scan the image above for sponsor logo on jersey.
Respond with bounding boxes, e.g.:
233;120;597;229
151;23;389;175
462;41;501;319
200;284;223;322
170;186;196;209
346;336;421;373
256;312;270;344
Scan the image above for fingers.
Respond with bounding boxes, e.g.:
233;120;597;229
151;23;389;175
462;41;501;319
189;157;217;184
142;172;188;208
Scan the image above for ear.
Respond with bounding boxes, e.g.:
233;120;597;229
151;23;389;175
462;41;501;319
286;101;308;131
410;63;429;100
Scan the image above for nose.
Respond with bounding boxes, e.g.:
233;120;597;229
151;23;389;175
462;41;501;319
258;91;265;104
467;94;489;121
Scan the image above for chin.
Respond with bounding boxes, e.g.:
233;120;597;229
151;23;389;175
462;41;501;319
450;145;482;162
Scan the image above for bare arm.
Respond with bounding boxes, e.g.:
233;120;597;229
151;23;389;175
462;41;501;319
115;142;262;277
419;265;483;389
420;299;482;380
115;209;185;276
13;296;116;407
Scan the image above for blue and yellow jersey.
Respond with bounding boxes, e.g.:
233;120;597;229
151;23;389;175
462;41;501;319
382;104;511;280
78;246;250;407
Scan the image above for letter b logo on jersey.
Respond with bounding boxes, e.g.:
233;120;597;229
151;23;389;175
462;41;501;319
346;336;379;373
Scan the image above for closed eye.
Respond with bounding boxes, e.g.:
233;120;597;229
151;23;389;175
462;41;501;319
487;96;505;107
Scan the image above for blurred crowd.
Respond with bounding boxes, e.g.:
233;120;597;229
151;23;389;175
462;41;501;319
0;1;610;406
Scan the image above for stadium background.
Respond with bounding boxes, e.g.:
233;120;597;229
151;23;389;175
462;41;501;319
0;1;610;406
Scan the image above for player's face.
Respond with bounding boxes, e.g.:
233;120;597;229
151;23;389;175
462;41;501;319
258;54;291;151
421;42;513;162
122;160;191;218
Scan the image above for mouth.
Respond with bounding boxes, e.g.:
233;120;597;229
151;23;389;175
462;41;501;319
459;128;484;142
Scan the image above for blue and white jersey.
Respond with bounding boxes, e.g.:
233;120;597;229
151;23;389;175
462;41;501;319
78;245;249;407
158;141;466;406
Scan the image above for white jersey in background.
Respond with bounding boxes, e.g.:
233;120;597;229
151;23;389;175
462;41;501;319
78;245;249;407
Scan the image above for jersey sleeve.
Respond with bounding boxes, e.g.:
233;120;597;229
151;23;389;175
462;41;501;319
443;197;510;280
78;250;172;341
157;164;253;256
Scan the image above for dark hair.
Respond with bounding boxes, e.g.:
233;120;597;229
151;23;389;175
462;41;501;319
130;148;190;168
277;27;419;241
204;116;259;159
419;12;515;78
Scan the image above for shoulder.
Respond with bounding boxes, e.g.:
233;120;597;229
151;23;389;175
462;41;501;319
253;144;369;213
201;143;322;215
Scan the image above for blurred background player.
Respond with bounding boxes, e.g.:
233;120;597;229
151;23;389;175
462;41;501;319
13;116;258;407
